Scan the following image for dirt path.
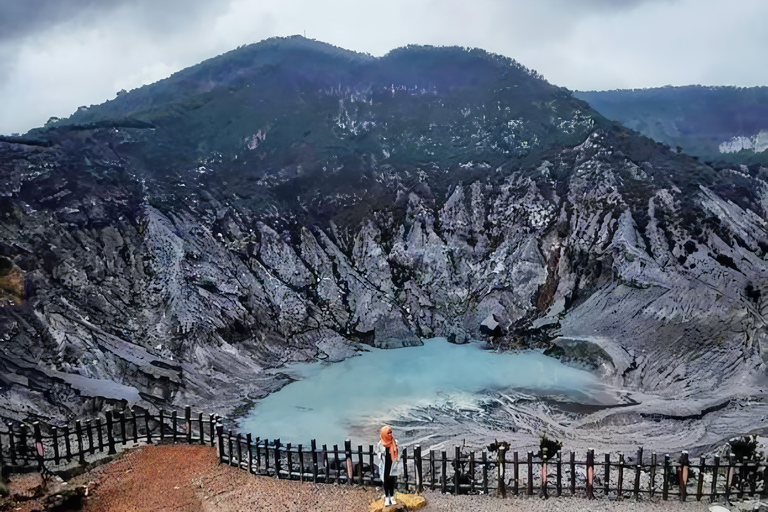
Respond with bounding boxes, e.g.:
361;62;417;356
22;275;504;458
82;443;382;512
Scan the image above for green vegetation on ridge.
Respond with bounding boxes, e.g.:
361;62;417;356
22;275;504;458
575;85;768;165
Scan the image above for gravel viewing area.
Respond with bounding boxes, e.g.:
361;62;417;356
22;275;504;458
3;444;753;511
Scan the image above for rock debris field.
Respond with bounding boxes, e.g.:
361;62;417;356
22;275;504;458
3;444;756;511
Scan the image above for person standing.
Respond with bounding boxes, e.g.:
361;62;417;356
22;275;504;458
377;425;399;507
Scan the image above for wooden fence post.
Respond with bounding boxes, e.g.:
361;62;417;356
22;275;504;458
52;426;60;465
286;443;293;479
662;454;670;500
570;452;576;495
216;422;224;463
556;450;562;497
118;411;126;445
696;455;705;501
441;451;447;494
482;451;488;495
131;409;138;444
7;424;16;465
159;411;165;441
511;450;517;496
430;450;436;490
344;440;353;485
274;439;281;478
368;445;374;485
309;440;318;484
322;444;329;483
415;446;423;493
403;447;409;492
85;420;95;454
106;412;116;454
209;415;215;447
333;444;340;483
236;433;243;469
454;446;460;495
63;425;72;462
171;411;177;443
724;453;734;503
710;454;720;502
18;424;28;461
185;407;192;445
96;418;105;452
366;444;376;485
247;434;254;474
227;431;234;467
33;422;44;471
299;444;306;482
198;413;204;445
500;447;509;498
617;453;624;500
541;448;548;498
586;449;595;500
144;411;152;444
312;439;328;483
264;439;271;475
650;452;657;497
634;447;643;499
679;451;689;501
469;451;475;494
738;456;746;499
527;451;533;496
75;420;86;464
604;453;610;497
357;445;364;485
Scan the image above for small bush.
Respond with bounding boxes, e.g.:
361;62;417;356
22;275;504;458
729;435;763;462
536;434;562;461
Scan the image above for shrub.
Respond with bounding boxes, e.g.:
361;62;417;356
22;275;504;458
536;434;562;461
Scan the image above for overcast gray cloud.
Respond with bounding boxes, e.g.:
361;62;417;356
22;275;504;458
0;0;766;135
0;0;225;41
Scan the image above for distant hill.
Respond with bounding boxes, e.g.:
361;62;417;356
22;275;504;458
575;85;768;165
12;36;602;217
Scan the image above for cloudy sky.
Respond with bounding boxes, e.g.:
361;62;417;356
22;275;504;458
1;0;766;135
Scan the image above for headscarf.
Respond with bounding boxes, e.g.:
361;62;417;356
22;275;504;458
380;425;398;461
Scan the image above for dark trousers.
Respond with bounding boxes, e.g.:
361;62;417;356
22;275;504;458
383;450;396;497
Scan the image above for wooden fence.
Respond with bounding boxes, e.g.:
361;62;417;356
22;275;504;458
217;431;767;502
1;407;765;503
0;407;219;473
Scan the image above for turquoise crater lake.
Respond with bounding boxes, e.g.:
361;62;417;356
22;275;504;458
239;338;612;446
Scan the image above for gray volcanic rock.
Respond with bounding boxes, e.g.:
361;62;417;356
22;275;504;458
0;37;766;432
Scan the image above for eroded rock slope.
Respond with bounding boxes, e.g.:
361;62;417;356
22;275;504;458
0;37;766;425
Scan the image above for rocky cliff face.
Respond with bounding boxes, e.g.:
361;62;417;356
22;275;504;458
1;37;767;426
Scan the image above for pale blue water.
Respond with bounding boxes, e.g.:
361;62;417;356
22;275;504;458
239;338;609;445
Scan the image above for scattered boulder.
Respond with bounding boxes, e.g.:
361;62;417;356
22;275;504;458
394;492;427;510
479;314;502;337
368;493;427;512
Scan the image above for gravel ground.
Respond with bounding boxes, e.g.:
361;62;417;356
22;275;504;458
0;444;734;511
421;492;712;511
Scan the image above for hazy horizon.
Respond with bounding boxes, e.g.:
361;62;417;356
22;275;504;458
1;0;766;135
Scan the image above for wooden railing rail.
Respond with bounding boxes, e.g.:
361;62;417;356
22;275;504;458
1;408;763;504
